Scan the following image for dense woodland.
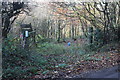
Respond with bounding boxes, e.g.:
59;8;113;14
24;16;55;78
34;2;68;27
1;1;120;79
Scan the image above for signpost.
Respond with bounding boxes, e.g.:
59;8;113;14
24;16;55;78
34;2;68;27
20;23;33;49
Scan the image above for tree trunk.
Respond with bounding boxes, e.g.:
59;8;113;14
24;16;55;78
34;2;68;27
103;3;108;44
57;21;61;42
72;24;74;39
89;27;93;44
2;16;10;38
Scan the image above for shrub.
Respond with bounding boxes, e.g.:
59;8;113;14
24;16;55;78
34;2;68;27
2;37;37;79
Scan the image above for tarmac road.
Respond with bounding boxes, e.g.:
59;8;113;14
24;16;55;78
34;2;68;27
74;65;120;78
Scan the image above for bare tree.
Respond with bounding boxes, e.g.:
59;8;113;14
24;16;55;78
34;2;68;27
2;2;29;38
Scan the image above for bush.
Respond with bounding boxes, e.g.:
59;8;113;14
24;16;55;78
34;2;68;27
2;37;37;79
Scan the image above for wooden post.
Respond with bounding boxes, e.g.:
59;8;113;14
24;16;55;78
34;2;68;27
89;27;93;45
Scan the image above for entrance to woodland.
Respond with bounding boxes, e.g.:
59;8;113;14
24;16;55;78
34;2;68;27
2;1;120;79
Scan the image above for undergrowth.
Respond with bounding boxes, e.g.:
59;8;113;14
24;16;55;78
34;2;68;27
3;36;119;79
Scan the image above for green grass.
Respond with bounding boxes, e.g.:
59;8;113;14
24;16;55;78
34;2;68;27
37;42;66;55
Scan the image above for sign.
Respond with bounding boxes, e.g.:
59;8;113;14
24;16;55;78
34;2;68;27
22;28;31;30
25;31;29;37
